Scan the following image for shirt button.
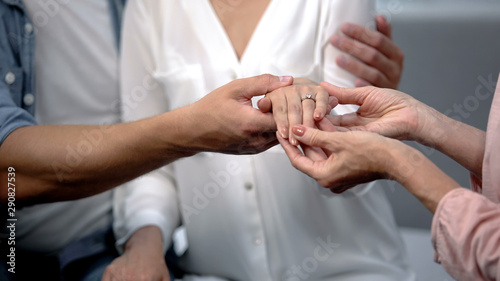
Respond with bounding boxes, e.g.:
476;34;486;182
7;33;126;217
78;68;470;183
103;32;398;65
244;182;253;190
23;93;35;106
25;23;34;35
5;72;15;85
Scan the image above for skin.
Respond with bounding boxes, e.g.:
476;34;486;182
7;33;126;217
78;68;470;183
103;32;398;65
106;4;408;281
278;83;486;213
331;15;404;89
0;74;293;205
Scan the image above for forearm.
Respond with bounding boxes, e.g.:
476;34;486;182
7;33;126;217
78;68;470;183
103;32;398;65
124;225;165;256
387;141;460;213
415;105;485;178
0;108;196;205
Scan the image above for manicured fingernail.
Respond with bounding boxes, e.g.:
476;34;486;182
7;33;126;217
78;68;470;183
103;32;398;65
291;138;298;146
292;125;306;137
331;34;341;46
280;76;292;82
337;55;348;67
315;111;324;120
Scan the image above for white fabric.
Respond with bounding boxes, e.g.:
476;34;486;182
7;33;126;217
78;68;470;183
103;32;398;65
17;0;118;255
116;0;416;280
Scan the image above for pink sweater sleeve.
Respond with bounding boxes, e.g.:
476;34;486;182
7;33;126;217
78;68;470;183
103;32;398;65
432;188;500;281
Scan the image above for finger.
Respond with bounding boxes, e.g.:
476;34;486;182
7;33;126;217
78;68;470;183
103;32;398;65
277;132;317;175
320;81;373;106
287;88;304;146
313;88;330;121
302;98;316;128
268;88;290;139
301;144;328;161
336;55;392;88
355;78;372;87
239;74;294;99
375;15;392;39
339;22;401;62
324;114;373;129
332;35;396;81
257;96;272;113
291;125;339;152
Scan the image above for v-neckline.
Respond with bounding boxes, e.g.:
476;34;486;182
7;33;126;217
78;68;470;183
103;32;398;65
203;0;275;66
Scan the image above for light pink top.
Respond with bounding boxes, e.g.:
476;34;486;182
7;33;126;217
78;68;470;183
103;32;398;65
432;74;500;281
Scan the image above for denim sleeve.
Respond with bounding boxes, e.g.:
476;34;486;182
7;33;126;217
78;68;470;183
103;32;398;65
0;82;36;145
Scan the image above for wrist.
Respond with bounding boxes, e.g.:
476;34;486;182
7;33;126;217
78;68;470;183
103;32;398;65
387;142;459;213
125;226;164;255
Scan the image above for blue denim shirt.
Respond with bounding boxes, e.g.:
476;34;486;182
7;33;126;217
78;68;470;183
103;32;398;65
0;0;36;145
0;0;126;145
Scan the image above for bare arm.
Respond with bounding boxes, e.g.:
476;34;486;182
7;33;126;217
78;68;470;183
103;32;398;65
279;126;459;213
0;74;292;205
102;225;170;281
321;83;486;178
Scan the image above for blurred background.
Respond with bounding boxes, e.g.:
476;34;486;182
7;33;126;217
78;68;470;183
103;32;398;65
375;0;500;279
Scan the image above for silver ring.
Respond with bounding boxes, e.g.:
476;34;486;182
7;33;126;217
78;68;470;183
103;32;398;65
301;94;316;102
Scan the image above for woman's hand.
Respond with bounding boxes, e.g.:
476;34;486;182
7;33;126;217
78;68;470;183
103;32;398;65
331;15;404;89
321;82;434;142
102;226;170;281
278;123;398;192
278;124;459;213
258;78;338;145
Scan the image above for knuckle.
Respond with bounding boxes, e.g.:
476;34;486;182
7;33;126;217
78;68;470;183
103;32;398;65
372;33;385;48
289;103;302;115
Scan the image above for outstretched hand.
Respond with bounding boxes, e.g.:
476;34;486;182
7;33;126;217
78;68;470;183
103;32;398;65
320;82;430;142
188;74;294;154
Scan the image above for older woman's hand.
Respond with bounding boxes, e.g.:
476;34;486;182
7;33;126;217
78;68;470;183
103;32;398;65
277;124;402;192
320;82;436;143
258;78;338;146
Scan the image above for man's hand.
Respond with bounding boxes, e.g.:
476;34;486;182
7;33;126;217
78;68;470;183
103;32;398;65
257;78;338;145
331;15;404;89
183;74;293;154
102;226;170;281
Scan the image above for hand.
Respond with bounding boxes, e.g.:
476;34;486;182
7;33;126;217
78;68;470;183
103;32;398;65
331;15;404;89
186;74;294;154
321;82;431;142
277;124;402;192
257;78;338;145
102;226;170;281
278;124;459;213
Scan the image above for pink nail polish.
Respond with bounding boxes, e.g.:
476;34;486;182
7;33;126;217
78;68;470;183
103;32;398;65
292;125;306;136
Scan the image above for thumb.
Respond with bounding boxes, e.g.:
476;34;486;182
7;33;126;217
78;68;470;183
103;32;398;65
291;125;337;151
239;74;293;99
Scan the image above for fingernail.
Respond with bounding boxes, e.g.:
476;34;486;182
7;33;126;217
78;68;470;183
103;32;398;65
291;138;298;146
280;76;292;83
292;125;306;137
331;34;341;46
342;23;354;35
281;127;288;139
337;55;348;67
314;111;324;120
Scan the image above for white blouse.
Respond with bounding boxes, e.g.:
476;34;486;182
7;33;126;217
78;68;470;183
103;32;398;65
115;1;416;280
